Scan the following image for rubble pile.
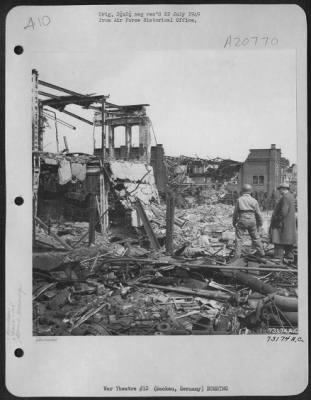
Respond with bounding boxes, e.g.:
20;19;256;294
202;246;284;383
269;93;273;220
35;221;111;250
33;193;297;336
174;187;228;208
33;235;298;336
147;202;247;255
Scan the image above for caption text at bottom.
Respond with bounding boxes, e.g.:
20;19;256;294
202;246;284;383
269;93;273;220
103;385;229;393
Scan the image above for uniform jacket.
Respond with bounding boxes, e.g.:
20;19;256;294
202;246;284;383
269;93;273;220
270;192;297;245
232;193;263;227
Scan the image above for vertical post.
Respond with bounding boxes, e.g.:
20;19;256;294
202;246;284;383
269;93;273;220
139;118;151;162
100;98;107;233
112;127;115;151
104;178;109;229
129;126;132;158
154;144;165;191
32;70;40;246
32;69;39;151
38;103;44;151
32;154;41;246
88;193;97;245
33;196;36;244
165;189;175;254
54;115;59;152
92;119;96;153
108;125;115;159
101;98;106;161
86;171;98;246
125;125;132;159
63;136;69;152
139;123;145;161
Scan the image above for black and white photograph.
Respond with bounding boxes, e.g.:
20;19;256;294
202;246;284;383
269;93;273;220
31;51;299;337
5;4;308;397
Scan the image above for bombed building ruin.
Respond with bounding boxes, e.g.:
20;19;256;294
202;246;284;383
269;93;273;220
32;70;298;337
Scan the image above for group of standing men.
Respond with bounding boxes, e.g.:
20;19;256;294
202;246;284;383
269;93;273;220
232;182;297;260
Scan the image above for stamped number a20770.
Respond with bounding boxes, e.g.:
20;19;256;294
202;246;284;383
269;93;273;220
224;35;278;48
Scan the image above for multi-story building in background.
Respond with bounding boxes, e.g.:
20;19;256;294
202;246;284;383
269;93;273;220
239;144;290;197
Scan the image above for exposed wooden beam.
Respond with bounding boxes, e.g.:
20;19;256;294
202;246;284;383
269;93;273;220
39;79;109;100
61;109;94;125
39;90;60;98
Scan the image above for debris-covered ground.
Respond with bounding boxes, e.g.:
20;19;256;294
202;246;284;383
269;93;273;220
33;203;298;336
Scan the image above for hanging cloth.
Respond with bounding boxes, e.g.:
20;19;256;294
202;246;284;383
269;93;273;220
58;159;72;185
71;162;87;182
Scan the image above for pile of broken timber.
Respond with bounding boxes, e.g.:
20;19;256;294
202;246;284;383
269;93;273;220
33;245;298;336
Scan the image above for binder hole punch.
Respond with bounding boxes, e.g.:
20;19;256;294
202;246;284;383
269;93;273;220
14;196;24;206
14;348;24;358
14;45;24;55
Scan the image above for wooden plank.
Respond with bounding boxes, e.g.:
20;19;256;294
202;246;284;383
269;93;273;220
135;199;160;250
136;283;231;301
88;193;97;245
34;216;73;250
165;190;175;254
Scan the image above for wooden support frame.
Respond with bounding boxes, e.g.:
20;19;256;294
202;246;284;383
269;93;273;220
135;199;160;250
125;125;132;159
165;190;175;254
108;125;115;159
99;98;108;234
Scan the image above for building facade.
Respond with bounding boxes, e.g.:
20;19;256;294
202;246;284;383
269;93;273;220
239;144;286;198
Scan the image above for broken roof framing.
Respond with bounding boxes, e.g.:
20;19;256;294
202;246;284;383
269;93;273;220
32;69;151;163
32;69;160;243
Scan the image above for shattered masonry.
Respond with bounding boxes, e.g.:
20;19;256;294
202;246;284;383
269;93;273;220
34;197;298;336
32;71;298;336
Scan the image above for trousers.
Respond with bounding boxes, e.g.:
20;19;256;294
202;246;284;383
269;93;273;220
274;244;294;260
235;215;263;257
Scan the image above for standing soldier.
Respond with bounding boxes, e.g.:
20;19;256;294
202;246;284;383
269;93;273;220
269;190;276;210
232;184;264;258
270;182;297;260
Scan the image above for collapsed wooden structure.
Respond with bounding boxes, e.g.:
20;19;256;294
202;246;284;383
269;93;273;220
32;69;167;245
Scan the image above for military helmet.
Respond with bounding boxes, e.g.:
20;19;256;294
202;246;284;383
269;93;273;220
278;182;290;190
242;184;253;193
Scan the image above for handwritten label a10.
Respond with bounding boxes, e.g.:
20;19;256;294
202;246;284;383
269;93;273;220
24;16;51;30
224;35;278;48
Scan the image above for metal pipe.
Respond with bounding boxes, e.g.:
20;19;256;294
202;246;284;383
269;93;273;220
136;283;231;302
264;294;298;312
281;312;298;325
62;109;94;125
225;270;278;295
185;264;297;273
43;111;76;130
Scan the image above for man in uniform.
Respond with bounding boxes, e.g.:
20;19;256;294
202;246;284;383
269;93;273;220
232;184;264;258
270;182;297;260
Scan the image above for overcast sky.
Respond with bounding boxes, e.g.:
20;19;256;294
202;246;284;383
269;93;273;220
38;49;296;164
16;4;296;164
